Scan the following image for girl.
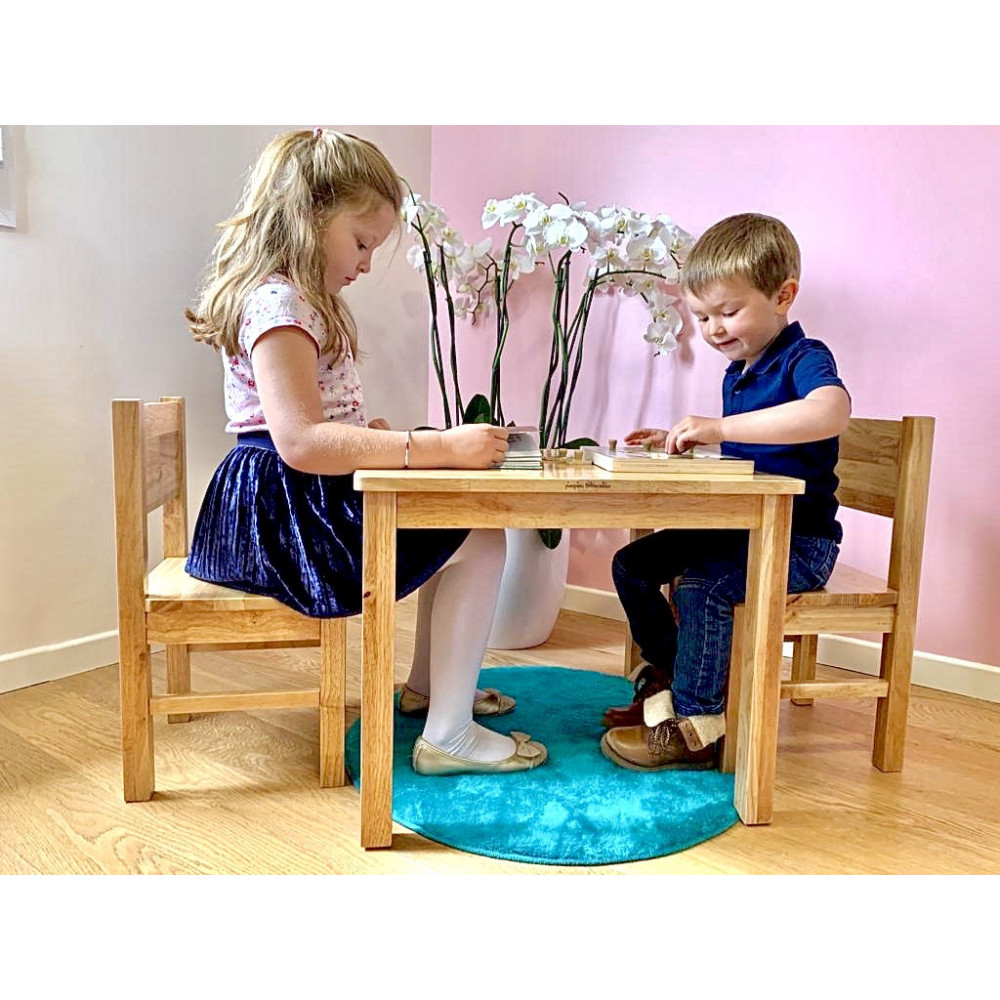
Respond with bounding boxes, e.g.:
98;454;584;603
185;128;547;776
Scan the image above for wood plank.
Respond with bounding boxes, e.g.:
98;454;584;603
836;458;900;504
838;418;900;467
143;400;182;440
735;494;793;825
874;416;935;771
721;605;745;774
159;397;188;558
781;679;888;700
320;619;347;788
149;690;320;714
361;491;396;849
835;418;903;516
355;467;804;495
146;606;320;644
165;644;191;724
145;460;181;513
836;485;896;519
782;606;896;634
146;559;288;610
112;400;154;801
188;640;320;652
789;635;818;706
398;493;763;530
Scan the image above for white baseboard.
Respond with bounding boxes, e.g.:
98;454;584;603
0;631;120;695
563;584;628;623
563;584;1000;705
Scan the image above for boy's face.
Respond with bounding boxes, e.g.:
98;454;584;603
684;276;798;368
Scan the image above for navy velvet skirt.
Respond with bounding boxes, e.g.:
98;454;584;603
186;432;469;618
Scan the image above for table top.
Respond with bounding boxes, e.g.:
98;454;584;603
354;464;805;496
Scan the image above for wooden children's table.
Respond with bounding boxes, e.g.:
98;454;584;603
353;463;804;849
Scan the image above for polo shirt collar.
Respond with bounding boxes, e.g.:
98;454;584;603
726;321;805;377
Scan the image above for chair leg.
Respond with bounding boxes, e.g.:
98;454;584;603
120;642;155;801
166;644;191;724
720;605;745;774
623;624;643;677
790;635;818;707
873;623;915;772
319;618;347;787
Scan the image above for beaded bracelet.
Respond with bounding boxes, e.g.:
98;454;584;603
404;430;412;468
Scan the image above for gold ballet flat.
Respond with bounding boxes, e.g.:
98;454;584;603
398;684;516;718
411;731;548;776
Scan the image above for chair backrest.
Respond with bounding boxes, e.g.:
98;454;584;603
112;397;189;590
835;415;935;593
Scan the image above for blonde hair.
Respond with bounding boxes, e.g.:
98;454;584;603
186;128;404;360
681;213;800;299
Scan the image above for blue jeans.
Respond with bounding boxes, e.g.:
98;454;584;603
612;530;839;718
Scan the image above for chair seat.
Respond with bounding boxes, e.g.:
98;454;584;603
785;562;898;608
731;562;898;612
146;557;285;611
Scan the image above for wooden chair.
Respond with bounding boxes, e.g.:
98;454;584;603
623;416;935;776
112;396;347;802
721;416;935;774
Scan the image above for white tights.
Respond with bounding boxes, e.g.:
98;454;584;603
403;529;516;763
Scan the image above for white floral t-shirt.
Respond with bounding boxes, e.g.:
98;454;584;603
222;275;367;433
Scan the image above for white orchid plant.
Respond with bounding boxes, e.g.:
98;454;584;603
402;189;692;448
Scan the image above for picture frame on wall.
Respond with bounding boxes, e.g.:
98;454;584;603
1;125;17;229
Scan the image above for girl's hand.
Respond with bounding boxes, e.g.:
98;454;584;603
367;417;391;431
623;427;668;449
438;425;510;469
666;415;724;454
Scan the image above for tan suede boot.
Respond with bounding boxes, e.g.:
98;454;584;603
600;717;722;771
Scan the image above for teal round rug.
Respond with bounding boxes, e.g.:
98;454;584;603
345;666;738;865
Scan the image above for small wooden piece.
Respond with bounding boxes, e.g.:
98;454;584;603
590;447;754;476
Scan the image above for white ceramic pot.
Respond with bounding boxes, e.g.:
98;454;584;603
487;528;571;649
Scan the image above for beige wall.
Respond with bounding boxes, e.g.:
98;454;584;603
0;125;432;691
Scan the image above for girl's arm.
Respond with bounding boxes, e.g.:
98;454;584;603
252;327;508;475
666;386;851;454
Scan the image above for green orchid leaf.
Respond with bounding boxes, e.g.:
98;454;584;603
562;436;598;449
462;394;493;425
537;528;562;550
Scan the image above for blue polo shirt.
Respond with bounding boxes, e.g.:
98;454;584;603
720;321;847;543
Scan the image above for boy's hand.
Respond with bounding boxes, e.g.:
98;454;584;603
666;415;724;454
623;428;668;449
367;417;391;431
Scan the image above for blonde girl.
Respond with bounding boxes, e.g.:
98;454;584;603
186;129;547;775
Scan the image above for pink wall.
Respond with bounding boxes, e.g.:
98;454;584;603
429;126;1000;668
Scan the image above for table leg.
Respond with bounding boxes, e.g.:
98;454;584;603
361;491;397;849
734;494;792;825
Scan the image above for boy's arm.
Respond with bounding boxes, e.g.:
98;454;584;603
666;386;851;453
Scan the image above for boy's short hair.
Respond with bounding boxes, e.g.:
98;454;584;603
681;213;800;298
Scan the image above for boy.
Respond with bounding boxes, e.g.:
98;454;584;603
601;213;851;771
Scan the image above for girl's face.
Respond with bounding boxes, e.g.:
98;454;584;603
321;199;397;295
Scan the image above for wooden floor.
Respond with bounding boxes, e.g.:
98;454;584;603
2;597;998;873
